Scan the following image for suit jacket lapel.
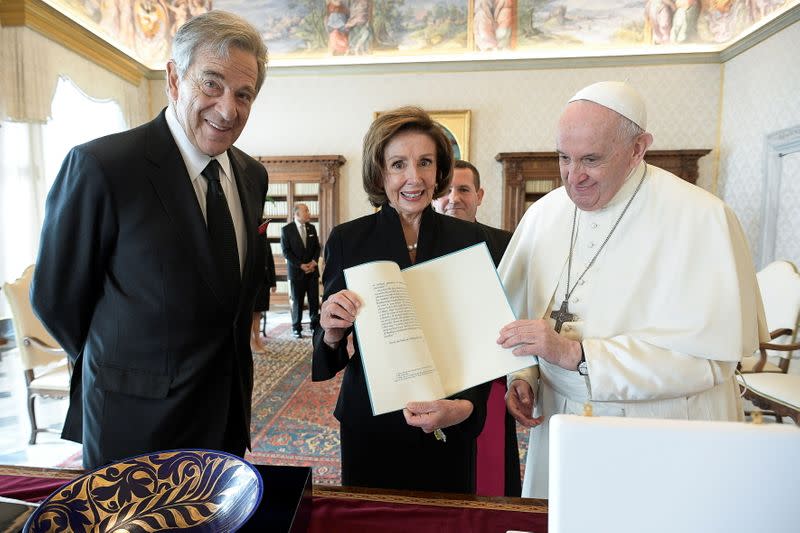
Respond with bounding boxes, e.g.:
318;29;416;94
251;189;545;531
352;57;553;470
144;110;227;306
229;148;259;308
303;223;312;252
288;223;303;254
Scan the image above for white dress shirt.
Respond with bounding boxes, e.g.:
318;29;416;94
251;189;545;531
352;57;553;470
295;220;307;248
166;105;246;273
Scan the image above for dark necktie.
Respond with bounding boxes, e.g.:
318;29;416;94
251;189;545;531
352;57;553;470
202;159;241;303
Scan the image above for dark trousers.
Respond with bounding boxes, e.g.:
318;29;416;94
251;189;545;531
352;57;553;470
289;274;320;331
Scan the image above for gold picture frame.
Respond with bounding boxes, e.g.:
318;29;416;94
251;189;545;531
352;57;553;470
374;109;472;162
430;110;471;162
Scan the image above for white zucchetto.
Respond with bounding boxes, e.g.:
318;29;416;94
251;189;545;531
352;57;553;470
568;81;647;130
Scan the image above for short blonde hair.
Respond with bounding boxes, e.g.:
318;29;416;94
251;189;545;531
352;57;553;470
362;106;454;207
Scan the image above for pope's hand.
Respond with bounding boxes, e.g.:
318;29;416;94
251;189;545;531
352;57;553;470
497;319;582;371
506;379;544;428
320;289;361;348
403;399;473;433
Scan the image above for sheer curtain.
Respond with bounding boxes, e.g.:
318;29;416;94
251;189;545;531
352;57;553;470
0;77;126;316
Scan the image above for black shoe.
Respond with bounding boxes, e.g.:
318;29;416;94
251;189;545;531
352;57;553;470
292;330;303;339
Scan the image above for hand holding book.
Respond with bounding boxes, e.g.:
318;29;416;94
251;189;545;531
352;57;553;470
403;399;474;437
319;289;361;348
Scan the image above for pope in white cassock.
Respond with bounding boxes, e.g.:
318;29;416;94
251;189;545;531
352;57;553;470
497;81;769;498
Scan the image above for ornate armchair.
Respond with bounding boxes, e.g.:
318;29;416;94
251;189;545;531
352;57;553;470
739;373;800;425
737;261;800;424
739;260;800;374
3;265;71;444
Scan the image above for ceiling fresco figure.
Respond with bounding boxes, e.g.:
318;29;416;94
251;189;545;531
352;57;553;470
474;0;515;50
132;0;170;62
670;0;700;42
644;0;675;43
344;0;374;55
326;0;351;54
326;0;374;55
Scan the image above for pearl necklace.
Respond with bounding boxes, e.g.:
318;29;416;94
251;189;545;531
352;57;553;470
407;243;418;252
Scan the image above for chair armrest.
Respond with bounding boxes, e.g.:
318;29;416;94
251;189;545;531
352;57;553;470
23;336;66;354
22;336;68;369
769;328;794;340
757;339;800;373
760;341;800;353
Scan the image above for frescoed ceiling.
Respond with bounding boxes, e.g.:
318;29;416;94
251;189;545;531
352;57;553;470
7;0;800;72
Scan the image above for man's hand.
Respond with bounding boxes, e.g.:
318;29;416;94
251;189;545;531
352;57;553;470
403;399;473;433
505;379;544;428
497;319;582;371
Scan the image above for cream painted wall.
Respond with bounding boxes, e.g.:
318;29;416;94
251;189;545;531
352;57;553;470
148;62;722;231
238;64;721;230
719;20;800;266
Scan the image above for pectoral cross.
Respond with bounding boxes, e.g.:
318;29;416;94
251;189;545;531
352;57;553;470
550;300;576;333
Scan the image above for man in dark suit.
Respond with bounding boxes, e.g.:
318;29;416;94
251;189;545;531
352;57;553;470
30;11;269;469
280;203;320;338
434;160;512;264
433;159;520;497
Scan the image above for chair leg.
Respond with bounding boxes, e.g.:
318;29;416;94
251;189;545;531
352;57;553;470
260;311;267;336
27;394;38;445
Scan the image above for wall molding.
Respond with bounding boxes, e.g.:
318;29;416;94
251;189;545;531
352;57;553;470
719;6;800;62
0;0;152;85
759;125;800;268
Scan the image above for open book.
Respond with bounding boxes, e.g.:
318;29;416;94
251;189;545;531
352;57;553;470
344;242;535;415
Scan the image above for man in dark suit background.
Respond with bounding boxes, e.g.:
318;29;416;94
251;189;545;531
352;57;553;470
433;159;512;264
433;159;520;497
31;11;269;469
280;203;320;338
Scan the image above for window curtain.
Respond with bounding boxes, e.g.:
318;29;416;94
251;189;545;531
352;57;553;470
0;121;46;311
0;26;149;126
0;24;140;316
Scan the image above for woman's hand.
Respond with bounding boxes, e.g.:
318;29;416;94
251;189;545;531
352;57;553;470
505;379;544;428
320;289;361;348
403;399;473;433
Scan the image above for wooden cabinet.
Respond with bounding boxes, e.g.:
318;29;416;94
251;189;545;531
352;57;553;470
496;149;711;232
256;155;346;306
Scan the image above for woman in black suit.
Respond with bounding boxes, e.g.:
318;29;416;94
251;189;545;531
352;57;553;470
312;107;491;493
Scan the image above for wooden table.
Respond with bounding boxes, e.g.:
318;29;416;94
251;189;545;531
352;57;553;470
0;465;548;533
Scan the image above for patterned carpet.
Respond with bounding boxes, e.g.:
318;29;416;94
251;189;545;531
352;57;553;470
246;323;343;485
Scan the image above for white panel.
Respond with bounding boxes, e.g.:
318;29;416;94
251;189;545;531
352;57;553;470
721;21;800;260
549;414;800;533
775;151;800;267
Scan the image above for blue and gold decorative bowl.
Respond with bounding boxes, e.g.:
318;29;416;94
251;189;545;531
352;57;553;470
24;449;263;532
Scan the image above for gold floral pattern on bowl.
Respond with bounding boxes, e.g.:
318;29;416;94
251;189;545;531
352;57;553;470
25;449;263;532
